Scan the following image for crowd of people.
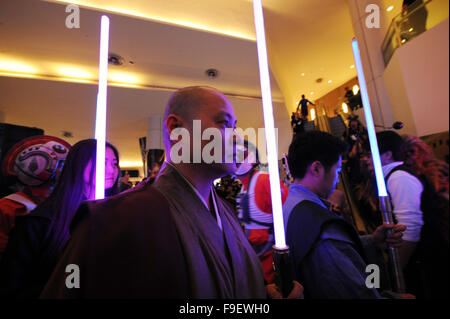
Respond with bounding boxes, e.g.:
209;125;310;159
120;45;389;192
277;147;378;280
0;86;448;299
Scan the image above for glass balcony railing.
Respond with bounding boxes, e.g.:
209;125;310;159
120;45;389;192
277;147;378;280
381;0;449;66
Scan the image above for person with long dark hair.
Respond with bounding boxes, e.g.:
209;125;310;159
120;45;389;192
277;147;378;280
0;139;120;298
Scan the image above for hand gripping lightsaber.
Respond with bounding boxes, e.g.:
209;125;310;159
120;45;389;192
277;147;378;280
253;0;293;297
94;16;110;200
351;38;405;293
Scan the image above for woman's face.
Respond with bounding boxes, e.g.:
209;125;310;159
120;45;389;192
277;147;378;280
105;146;119;189
82;147;119;199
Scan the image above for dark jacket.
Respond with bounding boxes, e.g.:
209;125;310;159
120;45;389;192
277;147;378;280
40;163;266;299
0;203;56;298
286;200;383;299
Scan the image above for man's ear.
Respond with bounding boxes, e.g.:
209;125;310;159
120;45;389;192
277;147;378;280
309;161;324;178
165;114;184;141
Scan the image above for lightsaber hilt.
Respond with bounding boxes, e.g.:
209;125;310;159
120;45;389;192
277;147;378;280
273;246;294;298
379;196;406;293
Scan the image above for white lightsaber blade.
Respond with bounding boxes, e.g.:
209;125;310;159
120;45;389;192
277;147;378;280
94;15;110;200
253;0;287;249
351;38;387;197
351;38;405;292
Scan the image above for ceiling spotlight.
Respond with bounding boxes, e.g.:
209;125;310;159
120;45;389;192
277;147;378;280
205;68;219;78
108;53;124;66
310;92;314;95
328;80;332;83
61;131;73;138
350;65;355;69
387;5;394;12
301;73;305;76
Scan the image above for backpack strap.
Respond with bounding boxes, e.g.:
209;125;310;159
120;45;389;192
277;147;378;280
383;164;413;225
385;164;414;181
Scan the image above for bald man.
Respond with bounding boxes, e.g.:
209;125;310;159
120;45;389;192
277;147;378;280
40;87;298;299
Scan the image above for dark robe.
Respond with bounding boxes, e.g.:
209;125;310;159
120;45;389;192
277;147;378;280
40;163;266;299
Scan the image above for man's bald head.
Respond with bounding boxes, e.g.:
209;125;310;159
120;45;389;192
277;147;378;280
163;86;226;140
162;86;238;173
164;86;224;122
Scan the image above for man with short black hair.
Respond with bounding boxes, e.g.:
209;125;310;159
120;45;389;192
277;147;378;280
377;130;423;269
283;131;408;299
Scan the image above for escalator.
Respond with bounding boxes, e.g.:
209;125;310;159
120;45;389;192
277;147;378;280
304;120;316;132
316;114;369;234
328;116;347;138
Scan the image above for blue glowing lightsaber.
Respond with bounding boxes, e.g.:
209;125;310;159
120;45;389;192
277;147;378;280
94;15;110;200
351;38;405;292
351;39;386;198
253;0;292;297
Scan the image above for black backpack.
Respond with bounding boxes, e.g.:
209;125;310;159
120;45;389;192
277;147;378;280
385;165;449;298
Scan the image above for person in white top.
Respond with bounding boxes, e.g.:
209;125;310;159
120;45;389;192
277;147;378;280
377;131;424;269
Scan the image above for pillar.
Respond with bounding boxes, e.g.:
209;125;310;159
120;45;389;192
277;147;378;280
347;0;395;129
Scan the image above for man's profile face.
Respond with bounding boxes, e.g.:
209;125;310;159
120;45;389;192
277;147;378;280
192;91;239;174
319;156;342;199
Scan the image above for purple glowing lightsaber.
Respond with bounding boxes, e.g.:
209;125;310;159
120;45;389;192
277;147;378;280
253;0;293;297
252;0;286;250
94;15;110;200
351;38;405;292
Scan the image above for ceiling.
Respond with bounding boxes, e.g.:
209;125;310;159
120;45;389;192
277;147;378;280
0;0;381;172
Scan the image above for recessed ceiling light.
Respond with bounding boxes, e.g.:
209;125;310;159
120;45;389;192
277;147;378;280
301;73;305;76
108;53;124;66
205;68;219;78
310;92;314;95
350;65;355;69
328;80;332;83
387;5;394;12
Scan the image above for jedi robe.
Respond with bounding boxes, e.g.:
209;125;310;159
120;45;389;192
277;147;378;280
40;162;266;299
